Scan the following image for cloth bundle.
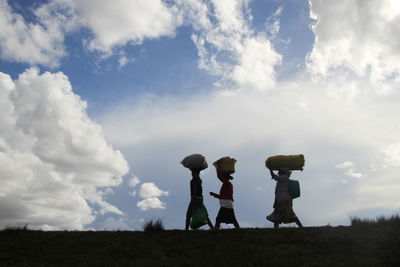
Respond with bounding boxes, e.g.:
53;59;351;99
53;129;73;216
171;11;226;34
181;154;208;170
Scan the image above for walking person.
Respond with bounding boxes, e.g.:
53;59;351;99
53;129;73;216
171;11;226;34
210;158;240;230
185;168;214;230
266;167;303;229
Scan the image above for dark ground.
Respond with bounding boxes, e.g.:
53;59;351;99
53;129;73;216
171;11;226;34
1;225;399;267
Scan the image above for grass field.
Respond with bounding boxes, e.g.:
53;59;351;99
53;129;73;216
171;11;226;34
1;219;399;267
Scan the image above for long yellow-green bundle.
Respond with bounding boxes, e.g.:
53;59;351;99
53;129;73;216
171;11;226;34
265;154;305;171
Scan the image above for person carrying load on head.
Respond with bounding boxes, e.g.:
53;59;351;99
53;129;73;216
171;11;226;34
266;166;303;229
185;168;215;230
210;157;240;230
181;154;214;230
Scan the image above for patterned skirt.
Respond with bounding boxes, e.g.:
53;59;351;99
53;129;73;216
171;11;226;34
266;199;298;224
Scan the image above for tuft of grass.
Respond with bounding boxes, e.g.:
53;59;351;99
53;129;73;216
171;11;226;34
351;215;400;227
143;219;165;234
2;223;29;232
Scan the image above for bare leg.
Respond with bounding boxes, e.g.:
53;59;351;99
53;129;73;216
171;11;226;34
295;218;303;228
185;217;190;230
207;217;215;230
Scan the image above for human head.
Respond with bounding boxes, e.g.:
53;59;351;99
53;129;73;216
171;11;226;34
278;168;290;176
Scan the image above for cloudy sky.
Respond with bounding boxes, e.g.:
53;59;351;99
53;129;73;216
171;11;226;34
1;0;400;230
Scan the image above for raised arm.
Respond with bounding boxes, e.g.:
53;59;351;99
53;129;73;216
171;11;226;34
274;173;290;182
269;169;277;180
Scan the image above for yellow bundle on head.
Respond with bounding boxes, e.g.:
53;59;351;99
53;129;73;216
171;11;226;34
265;154;305;171
213;157;237;174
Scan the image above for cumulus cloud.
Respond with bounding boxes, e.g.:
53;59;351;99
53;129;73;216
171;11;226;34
1;0;281;73
139;183;169;198
307;0;400;85
0;0;66;67
135;183;168;211
39;0;182;55
137;197;166;211
179;0;281;91
0;68;129;230
126;176;168;210
0;0;181;65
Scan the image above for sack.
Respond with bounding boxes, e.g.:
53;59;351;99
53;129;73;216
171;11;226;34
181;154;208;170
190;206;208;229
288;179;300;199
265;154;305;171
213;157;237;174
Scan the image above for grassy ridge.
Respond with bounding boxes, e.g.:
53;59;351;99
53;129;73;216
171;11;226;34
1;225;399;267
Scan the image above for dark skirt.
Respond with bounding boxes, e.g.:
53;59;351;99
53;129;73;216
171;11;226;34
216;207;237;224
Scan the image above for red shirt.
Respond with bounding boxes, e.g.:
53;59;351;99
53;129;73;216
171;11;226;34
215;172;234;201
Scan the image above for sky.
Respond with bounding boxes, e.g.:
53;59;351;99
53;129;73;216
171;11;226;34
0;0;400;230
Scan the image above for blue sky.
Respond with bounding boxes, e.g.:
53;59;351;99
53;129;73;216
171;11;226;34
1;0;400;230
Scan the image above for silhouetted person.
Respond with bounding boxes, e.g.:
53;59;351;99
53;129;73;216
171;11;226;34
185;168;214;230
266;168;303;229
210;168;240;230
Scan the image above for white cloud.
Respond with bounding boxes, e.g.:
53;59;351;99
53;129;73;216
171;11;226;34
102;188;114;195
128;175;140;198
336;161;353;169
307;0;400;85
139;183;169;198
137;197;166;211
0;0;281;74
175;0;211;31
0;0;182;65
118;56;132;68
181;0;281;91
132;182;169;211
383;142;400;167
0;68;129;230
231;36;281;90
265;6;283;39
129;176;141;188
345;170;363;180
46;0;182;55
127;176;168;210
336;161;364;181
0;0;66;67
100;74;400;226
